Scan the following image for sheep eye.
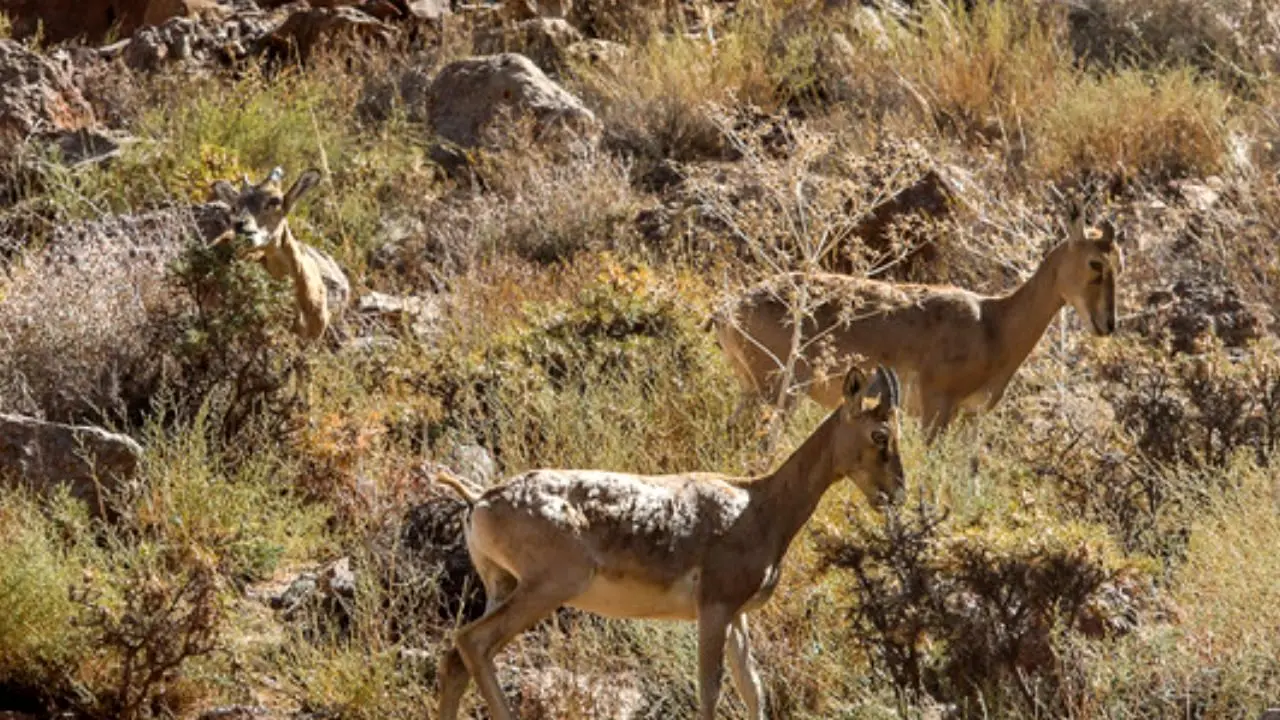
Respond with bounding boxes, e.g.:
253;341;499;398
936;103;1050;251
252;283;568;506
871;428;889;447
1088;259;1105;272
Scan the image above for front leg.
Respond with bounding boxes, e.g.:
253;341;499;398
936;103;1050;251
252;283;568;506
921;392;957;446
726;613;765;720
696;604;734;720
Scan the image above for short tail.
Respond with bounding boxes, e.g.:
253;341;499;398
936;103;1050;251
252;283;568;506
433;467;483;505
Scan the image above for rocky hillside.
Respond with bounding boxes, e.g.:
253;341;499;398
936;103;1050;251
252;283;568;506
1;0;1279;718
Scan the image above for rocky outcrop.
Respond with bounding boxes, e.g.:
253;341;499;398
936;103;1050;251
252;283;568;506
120;13;276;72
0;40;95;149
475;18;583;76
262;6;398;63
0;413;143;514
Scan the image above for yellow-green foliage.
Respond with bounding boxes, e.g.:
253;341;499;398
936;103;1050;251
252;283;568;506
129;415;330;582
0;492;95;685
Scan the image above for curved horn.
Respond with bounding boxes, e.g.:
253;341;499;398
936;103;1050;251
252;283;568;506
876;365;900;408
865;365;897;409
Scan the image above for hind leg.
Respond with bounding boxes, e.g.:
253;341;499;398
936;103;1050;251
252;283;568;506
454;569;592;720
437;559;517;720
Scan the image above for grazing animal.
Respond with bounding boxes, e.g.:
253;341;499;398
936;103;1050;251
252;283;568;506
211;167;332;342
435;365;904;720
712;200;1123;442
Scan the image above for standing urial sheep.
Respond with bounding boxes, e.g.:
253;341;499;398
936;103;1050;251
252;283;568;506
210;167;342;343
435;365;904;720
712;199;1123;443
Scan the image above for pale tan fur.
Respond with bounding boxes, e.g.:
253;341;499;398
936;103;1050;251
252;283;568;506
713;201;1124;443
211;167;329;342
435;366;904;720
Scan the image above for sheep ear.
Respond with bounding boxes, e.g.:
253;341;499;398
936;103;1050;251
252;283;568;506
211;180;239;205
1066;195;1087;243
843;366;868;405
283;168;322;212
1097;218;1116;252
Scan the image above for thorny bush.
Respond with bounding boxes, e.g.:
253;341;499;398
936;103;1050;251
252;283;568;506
816;500;1142;715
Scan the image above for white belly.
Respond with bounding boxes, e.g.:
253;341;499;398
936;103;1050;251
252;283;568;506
568;570;700;621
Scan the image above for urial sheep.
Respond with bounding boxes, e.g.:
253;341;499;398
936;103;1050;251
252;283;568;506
712;200;1123;443
211;167;346;342
435;365;903;720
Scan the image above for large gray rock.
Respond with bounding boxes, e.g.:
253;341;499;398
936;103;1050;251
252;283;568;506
0;413;143;513
426;53;600;149
356;291;440;339
406;0;451;20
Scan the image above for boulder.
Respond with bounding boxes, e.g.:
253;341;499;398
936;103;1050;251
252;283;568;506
475;17;583;76
1136;275;1266;354
0;413;143;514
447;443;497;486
426;53;600;149
262;6;399;63
271;556;356;629
405;0;451;20
40;128;130;168
0;40;95;150
565;38;629;73
356;291;440;339
302;244;352;317
845;167;956;274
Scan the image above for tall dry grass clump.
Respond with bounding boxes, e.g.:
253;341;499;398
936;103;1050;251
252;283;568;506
1034;68;1231;182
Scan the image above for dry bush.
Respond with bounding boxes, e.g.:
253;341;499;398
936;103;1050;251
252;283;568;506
406;255;742;473
73;554;223;720
572;3;817;163
0;491;97;706
1017;337;1280;562
815;499;1143;714
397;137;641;278
825;0;1067;144
570;0;683;41
0;208;194;423
1092;338;1280;469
